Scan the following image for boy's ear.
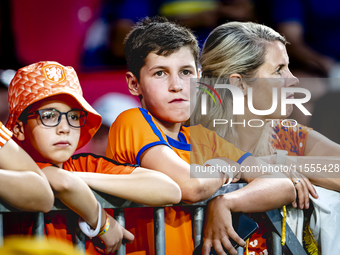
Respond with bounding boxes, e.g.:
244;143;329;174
13;120;25;141
229;73;247;96
126;71;141;96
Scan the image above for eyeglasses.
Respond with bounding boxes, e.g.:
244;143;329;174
27;109;88;128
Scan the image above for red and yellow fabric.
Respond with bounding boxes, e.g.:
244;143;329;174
107;107;250;255
0;121;12;149
4;153;136;255
271;120;312;156
246;120;311;255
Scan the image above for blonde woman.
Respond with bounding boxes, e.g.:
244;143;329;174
191;21;340;255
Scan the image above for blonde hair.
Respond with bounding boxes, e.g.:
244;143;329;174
191;21;286;156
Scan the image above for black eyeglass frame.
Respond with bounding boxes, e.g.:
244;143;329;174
26;108;88;128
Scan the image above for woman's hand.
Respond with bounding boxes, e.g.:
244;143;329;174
257;155;319;209
202;195;245;255
289;171;318;209
95;213;134;254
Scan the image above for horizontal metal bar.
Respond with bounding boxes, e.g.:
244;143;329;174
0;200;20;213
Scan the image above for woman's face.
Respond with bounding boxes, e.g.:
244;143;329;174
247;41;298;119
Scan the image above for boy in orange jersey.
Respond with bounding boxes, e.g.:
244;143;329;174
5;61;181;255
107;16;295;255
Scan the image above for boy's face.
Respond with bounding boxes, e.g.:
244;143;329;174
17;96;81;167
135;46;197;124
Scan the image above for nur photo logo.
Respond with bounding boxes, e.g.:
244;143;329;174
196;80;312;128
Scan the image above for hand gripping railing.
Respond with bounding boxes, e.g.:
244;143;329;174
0;183;306;255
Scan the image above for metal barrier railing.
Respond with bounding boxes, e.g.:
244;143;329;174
0;183;306;255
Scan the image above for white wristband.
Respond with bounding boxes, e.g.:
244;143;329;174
203;158;234;185
78;201;102;238
274;150;288;165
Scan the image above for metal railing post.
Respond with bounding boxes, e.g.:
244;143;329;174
115;208;126;255
272;231;283;255
0;213;3;247
32;212;45;238
73;227;86;254
237;246;244;255
154;207;165;255
193;206;204;248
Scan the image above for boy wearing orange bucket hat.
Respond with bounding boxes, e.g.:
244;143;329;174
5;61;181;254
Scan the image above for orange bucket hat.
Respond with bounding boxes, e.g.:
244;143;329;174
6;61;102;150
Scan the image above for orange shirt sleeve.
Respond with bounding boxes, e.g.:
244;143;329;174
210;130;251;163
36;162;55;169
190;125;250;165
271;120;312;156
36;154;136;175
107;108;171;165
0;121;12;149
64;153;137;174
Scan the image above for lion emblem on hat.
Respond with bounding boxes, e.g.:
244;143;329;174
42;64;66;83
